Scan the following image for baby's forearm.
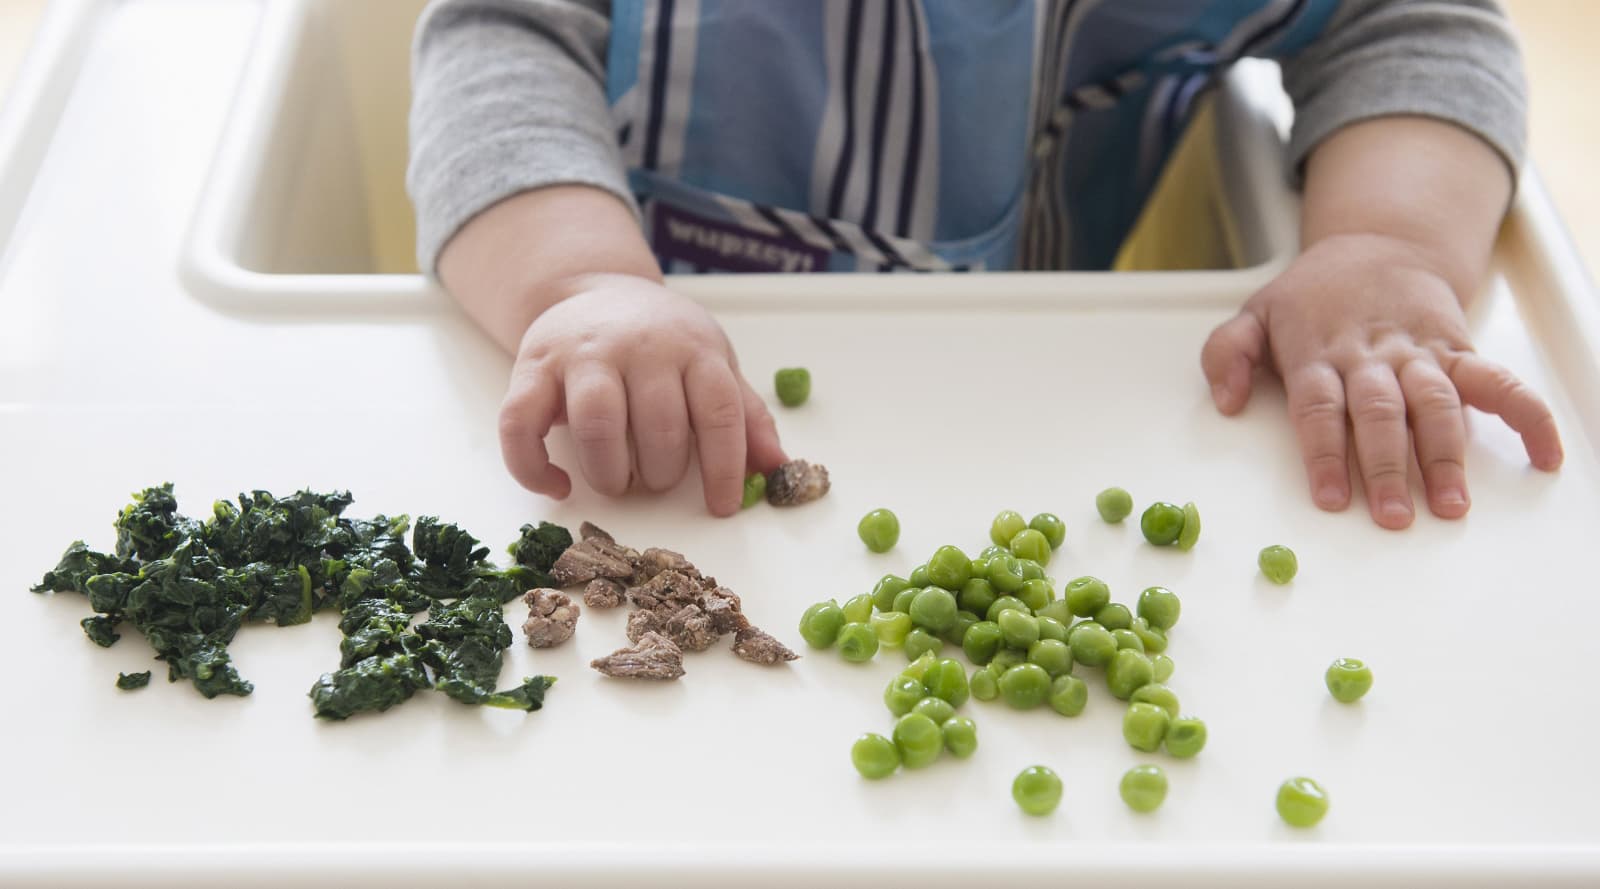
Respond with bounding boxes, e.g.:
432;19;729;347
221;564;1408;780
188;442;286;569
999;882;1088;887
1299;116;1512;300
437;186;662;355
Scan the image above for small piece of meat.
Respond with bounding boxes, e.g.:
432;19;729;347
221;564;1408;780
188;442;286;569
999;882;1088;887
701;587;749;635
733;625;799;665
626;608;664;643
627;568;704;610
550;537;636;586
765;460;831;506
633;547;700;583
521;589;580;648
582;578;627;609
592;631;685;680
663;604;719;652
579;522;615;543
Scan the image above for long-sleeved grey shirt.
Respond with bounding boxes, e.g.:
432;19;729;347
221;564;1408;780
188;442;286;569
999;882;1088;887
408;0;1526;275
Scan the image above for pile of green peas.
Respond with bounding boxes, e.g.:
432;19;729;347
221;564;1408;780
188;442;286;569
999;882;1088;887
852;654;980;779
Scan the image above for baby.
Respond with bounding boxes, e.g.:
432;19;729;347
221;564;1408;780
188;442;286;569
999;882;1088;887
408;0;1563;524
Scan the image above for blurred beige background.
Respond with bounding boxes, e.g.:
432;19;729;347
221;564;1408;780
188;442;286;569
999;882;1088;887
0;0;1594;278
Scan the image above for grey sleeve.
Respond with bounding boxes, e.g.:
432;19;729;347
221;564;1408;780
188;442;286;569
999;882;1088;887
1277;0;1527;181
407;0;629;276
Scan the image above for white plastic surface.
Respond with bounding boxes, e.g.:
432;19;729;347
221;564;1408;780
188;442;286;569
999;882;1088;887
2;2;1599;887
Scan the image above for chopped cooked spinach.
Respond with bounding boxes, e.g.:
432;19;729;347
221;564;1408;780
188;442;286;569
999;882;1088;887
116;671;151;690
33;484;563;721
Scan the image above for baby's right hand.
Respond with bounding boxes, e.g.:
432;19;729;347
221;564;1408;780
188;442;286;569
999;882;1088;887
498;273;787;516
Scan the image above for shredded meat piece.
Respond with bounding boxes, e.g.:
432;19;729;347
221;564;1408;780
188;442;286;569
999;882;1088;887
732;625;799;665
627;568;704;610
582;577;627;609
550;536;637;586
765;460;831;506
592;631;685;680
521;588;580;648
579;522;614;543
701;587;749;635
663;604;720;652
633;547;700;583
625;608;664;643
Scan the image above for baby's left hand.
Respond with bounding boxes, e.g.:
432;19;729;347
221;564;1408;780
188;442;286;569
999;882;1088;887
1200;232;1564;529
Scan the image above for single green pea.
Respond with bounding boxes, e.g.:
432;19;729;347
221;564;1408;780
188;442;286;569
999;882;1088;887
1151;654;1175;683
927;545;972;590
1009;528;1052;565
1140;502;1186;546
1096;487;1134;523
962;620;1004;665
1017;559;1046;582
1129;683;1180;719
1120;765;1168;813
901;651;937;682
1176;502;1201;551
986;552;1026;593
1130;618;1168;654
979;545;1009;561
970;666;1000;701
1094;602;1133;631
1111;628;1145;653
924;658;971;708
1165;716;1208;758
908;563;931;587
991;510;1028;548
774;367;811;407
909;587;958;633
998;608;1041;648
903;628;944;661
969;557;990;579
1012;766;1063;816
1259;545;1299;584
1325;658;1373;703
942;716;979;759
1123;702;1171;752
1048;674;1088;716
959;577;998;617
884;675;927;716
871;574;913;613
1036;616;1068;643
1276;776;1329;828
857;508;901;553
985;595;1030;622
1107;649;1155;700
851;733;899;779
990;647;1027;674
1070;622;1117;668
1029;512;1066;550
1034;599;1074;625
912;696;956;725
741;472;766;508
1028;639;1074;678
892;712;942;769
1137;586;1181;631
1064;576;1111;617
842;593;874;624
837;622;879;662
998;663;1052;709
891;586;920;614
1017;578;1054;612
871;611;913;648
798;600;846;649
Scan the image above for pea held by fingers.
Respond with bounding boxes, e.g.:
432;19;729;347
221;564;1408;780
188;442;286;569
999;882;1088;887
741;472;766;508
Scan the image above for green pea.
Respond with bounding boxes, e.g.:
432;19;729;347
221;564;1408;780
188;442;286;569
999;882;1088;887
1008;528;1052;565
924;658;971;708
857;508;900;553
1017;578;1054;612
969;558;990;579
1034;599;1074;625
970;666;1000;701
979;545;1009;560
998;663;1051;709
927;545;972;590
774;367;810;407
958;577;998;617
1137;586;1181;631
1122;702;1171;752
892;713;942;769
871;574;912;613
1129;683;1180;718
1119;765;1168;813
1028;639;1073;678
1070;622;1117;668
1029;512;1066;550
1151;654;1175;683
990;647;1027;674
1017;559;1046;581
986;554;1026;594
798;600;845;649
837;622;879;662
891;587;919;614
990;510;1027;547
903;628;944;661
1176;502;1201;551
942;717;979;759
985;595;1030;622
842;593;874;624
940;610;979;647
1165;716;1208;758
1111;628;1145;653
909;587;958;633
1140;502;1185;546
998;609;1040;648
1012;766;1063;816
1259;545;1298;584
1107;649;1155;700
1276;777;1329;828
872;611;913;648
908;563;931;587
901;651;937;682
912;696;956;725
1130;618;1168;654
1096;487;1134;523
1048;674;1088;716
1064;576;1110;617
741;472;766;508
1094;602;1133;630
1325;658;1373;703
1036;616;1068;643
851;733;899;779
884;675;927;716
962;620;1004;665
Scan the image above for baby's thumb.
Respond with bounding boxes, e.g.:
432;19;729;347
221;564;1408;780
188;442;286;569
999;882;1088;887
1200;310;1266;415
741;380;788;472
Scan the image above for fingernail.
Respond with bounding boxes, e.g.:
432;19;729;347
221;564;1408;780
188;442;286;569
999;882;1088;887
1438;487;1468;509
1381;497;1411;522
1315;485;1344;508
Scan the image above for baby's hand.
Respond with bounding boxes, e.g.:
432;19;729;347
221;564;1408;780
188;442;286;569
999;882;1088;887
498;273;787;516
1201;233;1563;528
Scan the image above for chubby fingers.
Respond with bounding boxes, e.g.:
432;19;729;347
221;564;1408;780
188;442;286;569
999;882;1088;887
1398;359;1469;518
565;360;632;497
741;377;788;473
685;357;748;517
626;366;692;493
1200;309;1268;415
499;362;573;498
1284;362;1351;512
1449;353;1564;471
1344;364;1414;529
